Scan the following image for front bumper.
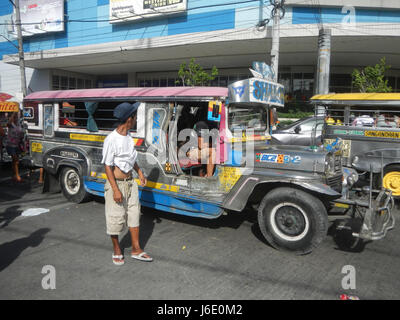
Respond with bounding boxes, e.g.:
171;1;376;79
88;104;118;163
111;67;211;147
333;189;395;241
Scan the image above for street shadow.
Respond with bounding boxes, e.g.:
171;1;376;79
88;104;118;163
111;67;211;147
0;205;23;229
0;166;44;202
328;219;369;253
120;210;158;254
0;228;50;272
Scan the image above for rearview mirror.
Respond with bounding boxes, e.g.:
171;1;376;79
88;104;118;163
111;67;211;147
294;126;301;134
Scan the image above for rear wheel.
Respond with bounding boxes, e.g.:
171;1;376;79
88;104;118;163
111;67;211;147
60;167;90;203
382;165;400;198
257;187;328;255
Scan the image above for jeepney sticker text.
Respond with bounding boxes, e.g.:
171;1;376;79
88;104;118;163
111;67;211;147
333;129;364;136
256;153;301;164
364;130;400;139
31;142;43;153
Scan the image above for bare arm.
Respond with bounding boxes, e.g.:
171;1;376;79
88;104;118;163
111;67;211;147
134;162;147;186
104;164;123;203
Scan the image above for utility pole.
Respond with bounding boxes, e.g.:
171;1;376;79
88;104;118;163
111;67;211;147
270;0;284;82
13;0;27;98
315;28;332;115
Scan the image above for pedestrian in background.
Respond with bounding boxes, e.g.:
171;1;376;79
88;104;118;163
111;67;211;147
101;102;152;266
6;112;24;182
0;125;5;162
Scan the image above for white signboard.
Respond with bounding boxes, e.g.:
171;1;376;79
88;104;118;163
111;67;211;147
228;78;285;108
110;0;187;23
11;0;64;37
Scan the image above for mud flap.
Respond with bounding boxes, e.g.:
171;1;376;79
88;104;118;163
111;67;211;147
43;171;61;194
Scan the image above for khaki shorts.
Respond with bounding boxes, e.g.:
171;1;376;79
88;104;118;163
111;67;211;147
104;179;141;235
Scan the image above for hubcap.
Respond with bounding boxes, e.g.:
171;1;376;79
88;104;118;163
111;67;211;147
383;172;400;196
269;202;310;242
64;169;80;195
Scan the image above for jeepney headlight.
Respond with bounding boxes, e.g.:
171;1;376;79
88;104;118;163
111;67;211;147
325;154;335;174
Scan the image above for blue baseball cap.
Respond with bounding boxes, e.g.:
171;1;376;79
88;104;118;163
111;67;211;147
113;102;140;122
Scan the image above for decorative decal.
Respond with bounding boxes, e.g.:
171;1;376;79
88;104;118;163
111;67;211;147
256;153;301;164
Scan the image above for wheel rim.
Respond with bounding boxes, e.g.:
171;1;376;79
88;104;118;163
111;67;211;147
269;202;310;242
383;171;400;196
64;169;80;195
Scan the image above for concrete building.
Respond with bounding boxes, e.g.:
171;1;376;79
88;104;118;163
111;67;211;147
0;0;400;109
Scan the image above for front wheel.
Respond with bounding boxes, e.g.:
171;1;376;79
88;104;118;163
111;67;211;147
60;167;90;203
257;187;328;255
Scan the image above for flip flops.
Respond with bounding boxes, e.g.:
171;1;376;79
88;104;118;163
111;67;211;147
131;252;153;262
112;254;124;266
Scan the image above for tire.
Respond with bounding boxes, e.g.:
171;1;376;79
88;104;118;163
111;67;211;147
257;187;328;255
382;165;400;199
59;167;90;203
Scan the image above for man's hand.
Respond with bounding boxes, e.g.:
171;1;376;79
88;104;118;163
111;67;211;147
138;170;147;187
113;188;123;203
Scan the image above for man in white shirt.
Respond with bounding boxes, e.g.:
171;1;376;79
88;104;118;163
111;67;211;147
102;102;152;265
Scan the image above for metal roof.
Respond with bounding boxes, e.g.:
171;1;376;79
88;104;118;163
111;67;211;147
310;93;400;106
24;87;229;101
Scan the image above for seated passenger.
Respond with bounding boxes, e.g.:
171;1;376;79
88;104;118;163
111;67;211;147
186;121;216;177
352;115;374;127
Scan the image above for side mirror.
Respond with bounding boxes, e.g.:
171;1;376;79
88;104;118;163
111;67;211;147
294;125;301;134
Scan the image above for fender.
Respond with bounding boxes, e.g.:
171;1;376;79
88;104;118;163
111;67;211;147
352;148;400;173
42;146;90;177
222;175;341;212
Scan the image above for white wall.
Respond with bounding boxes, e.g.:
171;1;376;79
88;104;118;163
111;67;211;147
0;61;50;101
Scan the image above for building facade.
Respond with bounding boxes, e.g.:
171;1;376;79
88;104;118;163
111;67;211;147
0;0;400;109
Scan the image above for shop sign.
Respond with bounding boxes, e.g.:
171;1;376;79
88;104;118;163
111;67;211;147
9;0;64;37
0;102;19;112
110;0;187;23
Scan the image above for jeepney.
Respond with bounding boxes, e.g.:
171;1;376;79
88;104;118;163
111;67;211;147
23;81;394;254
311;93;400;199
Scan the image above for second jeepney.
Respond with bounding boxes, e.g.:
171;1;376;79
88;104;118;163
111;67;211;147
23;79;394;254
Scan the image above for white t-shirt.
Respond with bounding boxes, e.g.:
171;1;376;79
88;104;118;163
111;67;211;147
101;130;137;173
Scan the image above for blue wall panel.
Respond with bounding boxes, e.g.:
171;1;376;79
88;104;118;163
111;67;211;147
168;9;235;35
292;7;400;24
0;2;13;16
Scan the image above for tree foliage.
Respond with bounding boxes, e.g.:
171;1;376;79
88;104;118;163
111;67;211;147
352;57;392;93
177;58;218;86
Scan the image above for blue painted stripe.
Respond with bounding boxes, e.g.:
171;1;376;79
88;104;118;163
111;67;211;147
83;179;223;218
0;2;13;16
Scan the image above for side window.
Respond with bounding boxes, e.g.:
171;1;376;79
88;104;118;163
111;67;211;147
23;101;39;128
58;101;87;129
299;120;315;132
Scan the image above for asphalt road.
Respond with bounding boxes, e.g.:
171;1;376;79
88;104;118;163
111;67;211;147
1;164;400;300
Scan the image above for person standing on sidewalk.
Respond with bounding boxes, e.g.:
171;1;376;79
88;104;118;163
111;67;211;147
6;112;24;182
101;102;153;266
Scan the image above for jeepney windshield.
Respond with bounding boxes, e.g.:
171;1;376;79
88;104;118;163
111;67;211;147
228;105;267;131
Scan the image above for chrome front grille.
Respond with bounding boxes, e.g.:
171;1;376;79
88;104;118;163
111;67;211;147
327;174;343;193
